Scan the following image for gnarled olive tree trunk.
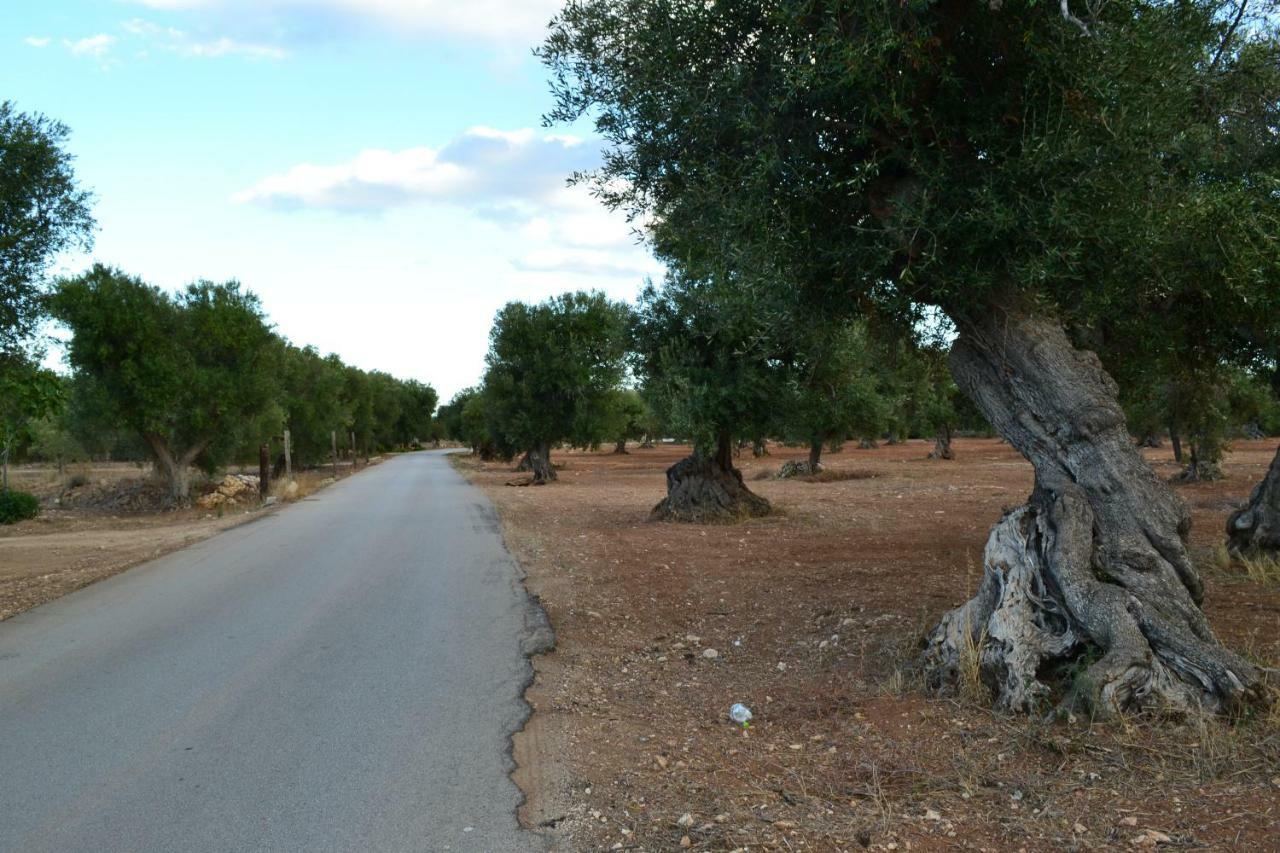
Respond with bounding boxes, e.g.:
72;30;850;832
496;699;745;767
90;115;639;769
776;438;824;479
515;451;533;472
1227;444;1280;555
1174;439;1224;483
921;307;1264;716
651;433;770;522
613;439;629;454
527;442;556;485
928;425;954;460
144;433;209;504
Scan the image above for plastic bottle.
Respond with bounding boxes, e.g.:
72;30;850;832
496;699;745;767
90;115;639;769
729;703;753;726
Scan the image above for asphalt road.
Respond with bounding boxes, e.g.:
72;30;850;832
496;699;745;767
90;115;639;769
0;451;552;853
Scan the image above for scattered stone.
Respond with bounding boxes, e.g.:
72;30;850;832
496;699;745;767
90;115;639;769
679;835;692;848
776;661;787;672
1073;823;1087;834
1118;816;1139;827
677;813;694;827
924;808;941;821
701;648;719;659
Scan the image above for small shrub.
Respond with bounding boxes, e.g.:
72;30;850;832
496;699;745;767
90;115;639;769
0;489;40;524
67;473;90;489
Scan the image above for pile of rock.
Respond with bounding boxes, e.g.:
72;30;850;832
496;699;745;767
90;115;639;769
196;474;261;509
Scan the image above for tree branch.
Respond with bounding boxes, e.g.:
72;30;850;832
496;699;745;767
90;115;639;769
1210;0;1248;69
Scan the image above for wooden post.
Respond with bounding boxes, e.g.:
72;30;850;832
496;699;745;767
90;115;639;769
283;429;292;482
331;430;339;478
259;443;270;499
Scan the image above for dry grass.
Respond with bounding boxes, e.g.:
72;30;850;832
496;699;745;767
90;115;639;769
1237;551;1280;586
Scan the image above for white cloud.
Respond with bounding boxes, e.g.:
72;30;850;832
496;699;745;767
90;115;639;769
64;34;116;58
125;0;564;44
122;18;287;59
234;127;603;213
236;126;659;281
24;36;51;48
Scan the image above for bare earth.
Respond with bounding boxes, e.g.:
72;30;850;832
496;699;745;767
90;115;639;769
457;438;1280;852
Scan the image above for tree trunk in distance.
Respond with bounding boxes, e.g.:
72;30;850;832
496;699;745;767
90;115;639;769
1227;443;1280;554
921;306;1263;716
1174;439;1224;483
515;451;533;472
144;434;206;504
1170;426;1184;464
808;439;823;470
1137;433;1163;448
651;432;770;522
613;439;629;454
858;437;878;449
529;442;556;485
258;444;270;500
752;438;769;457
928;425;955;460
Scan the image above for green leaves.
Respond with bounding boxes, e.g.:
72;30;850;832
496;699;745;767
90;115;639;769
0;102;95;358
482;290;631;452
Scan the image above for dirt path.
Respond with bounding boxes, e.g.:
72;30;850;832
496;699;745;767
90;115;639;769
459;439;1280;852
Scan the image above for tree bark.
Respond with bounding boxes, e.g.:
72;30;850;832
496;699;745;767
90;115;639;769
1227;443;1280;554
613;439;629;454
921;306;1263;716
808;439;823;470
143;434;209;504
1174;438;1224;483
752;438;769;457
858;437;878;449
515;450;533;472
1169;425;1184;464
651;433;770;522
928;425;954;460
529;442;556;485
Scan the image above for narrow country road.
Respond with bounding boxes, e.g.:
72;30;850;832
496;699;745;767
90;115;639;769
0;452;551;853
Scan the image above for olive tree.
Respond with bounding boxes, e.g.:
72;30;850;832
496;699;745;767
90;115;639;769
542;0;1280;713
50;266;279;502
482;291;630;484
631;272;787;519
779;319;886;475
1;102;95;359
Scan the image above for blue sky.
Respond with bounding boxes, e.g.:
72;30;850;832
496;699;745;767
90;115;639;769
3;0;661;400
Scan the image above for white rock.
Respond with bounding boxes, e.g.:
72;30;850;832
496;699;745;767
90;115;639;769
677;813;694;827
701;648;719;659
776;662;787;672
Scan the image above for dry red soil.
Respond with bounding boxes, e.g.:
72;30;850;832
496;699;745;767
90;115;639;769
457;438;1280;852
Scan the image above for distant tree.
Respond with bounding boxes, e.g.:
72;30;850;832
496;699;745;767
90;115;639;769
631;272;785;520
394;379;438;447
780;319;887;474
277;346;348;468
598;388;649;454
0;102;95;359
437;388;475;445
483;291;630;484
50;265;279;502
0;355;60;491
